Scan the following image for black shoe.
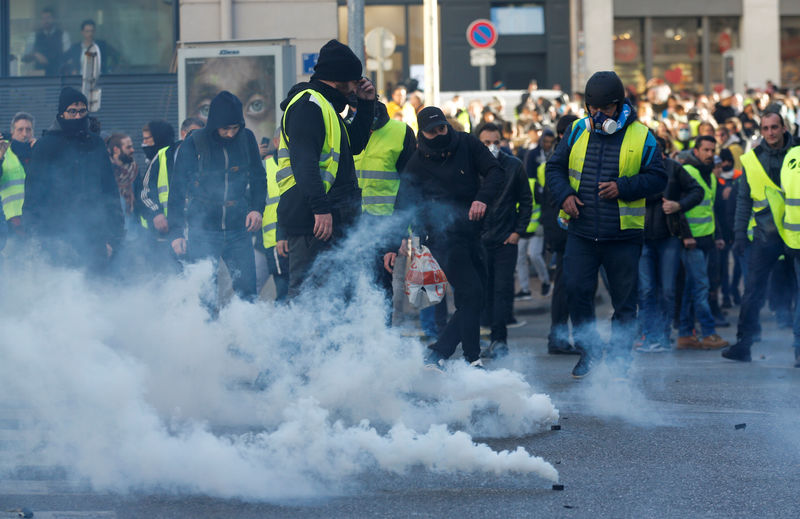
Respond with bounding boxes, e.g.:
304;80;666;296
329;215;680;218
548;342;581;355
571;351;595;378
514;290;532;301
481;340;509;359
541;282;551;296
714;314;731;328
424;348;448;370
721;344;752;362
721;297;732;309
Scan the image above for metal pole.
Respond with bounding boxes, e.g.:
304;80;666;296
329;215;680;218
348;0;365;63
479;65;487;91
423;0;440;107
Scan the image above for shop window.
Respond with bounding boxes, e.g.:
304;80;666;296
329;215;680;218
490;4;545;36
651;17;702;93
613;18;644;93
781;16;800;88
9;0;175;77
708;17;740;90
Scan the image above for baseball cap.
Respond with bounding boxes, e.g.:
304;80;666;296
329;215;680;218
417;106;448;133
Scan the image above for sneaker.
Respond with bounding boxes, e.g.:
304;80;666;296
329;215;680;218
424;348;448;370
540;282;551;296
514;290;532;301
571;351;595;378
636;342;670;353
700;334;729;349
507;318;527;328
548;342;581;355
721;344;752;362
469;359;486;369
676;335;701;349
481;340;509;359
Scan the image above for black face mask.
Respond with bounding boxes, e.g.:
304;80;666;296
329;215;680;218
424;131;452;150
120;153;134;164
58;116;89;136
142;145;157;161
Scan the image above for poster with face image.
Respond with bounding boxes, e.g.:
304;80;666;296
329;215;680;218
178;44;294;146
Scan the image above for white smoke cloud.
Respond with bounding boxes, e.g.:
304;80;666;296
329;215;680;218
0;236;559;500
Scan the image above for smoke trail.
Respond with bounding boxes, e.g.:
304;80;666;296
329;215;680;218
0;219;559;499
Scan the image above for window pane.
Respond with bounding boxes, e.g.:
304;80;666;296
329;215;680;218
781;16;800;88
708;17;740;90
651;17;702;93
490;4;545;36
613;18;644;93
10;0;175;77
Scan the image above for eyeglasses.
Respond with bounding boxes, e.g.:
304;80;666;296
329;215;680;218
65;108;88;116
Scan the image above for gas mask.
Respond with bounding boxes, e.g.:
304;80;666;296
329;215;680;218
591;111;618;134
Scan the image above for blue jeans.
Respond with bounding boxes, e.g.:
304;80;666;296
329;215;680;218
679;246;716;337
188;228;257;308
638;237;681;345
736;235;786;346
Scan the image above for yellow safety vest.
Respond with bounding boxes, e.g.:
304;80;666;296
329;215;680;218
354;119;406;216
261;156;280;249
742;150;780;241
764;146;800;249
526;177;540;233
683;164;716;238
0;148;25;219
276;89;345;195
557;119;648;230
140;146;170;229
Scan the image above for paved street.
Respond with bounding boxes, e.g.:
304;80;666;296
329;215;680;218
2;292;799;518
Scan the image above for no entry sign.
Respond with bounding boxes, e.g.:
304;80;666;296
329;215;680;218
466;19;498;49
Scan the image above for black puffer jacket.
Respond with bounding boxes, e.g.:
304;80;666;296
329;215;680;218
394;127;505;241
277;80;374;237
734;131;794;243
168;91;266;238
644;157;703;241
481;151;532;247
24;117;123;264
546;105;667;241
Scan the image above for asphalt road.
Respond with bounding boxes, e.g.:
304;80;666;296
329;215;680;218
2;293;799;519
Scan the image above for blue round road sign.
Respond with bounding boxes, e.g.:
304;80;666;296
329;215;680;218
466;19;498;49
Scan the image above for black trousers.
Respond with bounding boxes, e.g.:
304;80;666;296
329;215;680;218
482;242;518;343
736;235;785;344
548;248;571;347
428;234;486;362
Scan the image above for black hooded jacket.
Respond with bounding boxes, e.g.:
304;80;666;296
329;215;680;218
276;80;374;238
24;116;124;261
481;151;533;247
393;127;505;242
168;91;266;238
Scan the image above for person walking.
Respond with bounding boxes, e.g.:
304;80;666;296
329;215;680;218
546;71;667;378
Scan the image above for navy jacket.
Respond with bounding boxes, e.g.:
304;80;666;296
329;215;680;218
545;106;667;241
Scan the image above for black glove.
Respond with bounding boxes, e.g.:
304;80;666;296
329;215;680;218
732;237;748;257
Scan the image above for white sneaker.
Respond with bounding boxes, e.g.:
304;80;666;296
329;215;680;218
635;342;670;353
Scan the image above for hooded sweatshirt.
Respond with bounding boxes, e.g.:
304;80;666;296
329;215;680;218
168;91;266;237
277;79;375;238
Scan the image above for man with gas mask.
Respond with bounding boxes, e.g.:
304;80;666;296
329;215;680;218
168;91;267;309
24;86;124;271
353;100;416;318
546;71;667;378
274;39;376;299
384;106;505;369
476;122;532;359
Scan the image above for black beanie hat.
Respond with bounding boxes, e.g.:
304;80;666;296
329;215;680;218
311;39;363;82
58;87;88;115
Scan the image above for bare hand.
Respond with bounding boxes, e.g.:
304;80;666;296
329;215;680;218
313;213;333;241
245;211;262;232
722;186;732;200
715;239;726;250
0;140;8;159
384;252;397;273
153;213;169;233
468;201;487;221
172;237;187;256
683;237;696;250
561;195;584;218
598;181;619;199
662;198;681;215
259;143;270;159
504;232;520;245
356;78;377;101
277;240;289;257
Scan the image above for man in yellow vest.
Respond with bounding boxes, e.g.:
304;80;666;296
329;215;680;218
724;110;798;364
137;117;204;269
476;122;532;359
0;112;36;238
675;135;729;350
546;71;667;378
274;39;376;299
353;101;416;316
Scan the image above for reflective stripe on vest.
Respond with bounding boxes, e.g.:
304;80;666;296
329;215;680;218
0;148;25;219
139;146;170;229
764;146;800;249
354;119;406;215
683;164;717;238
276;89;345;195
557;118;648;230
262;157;280;249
